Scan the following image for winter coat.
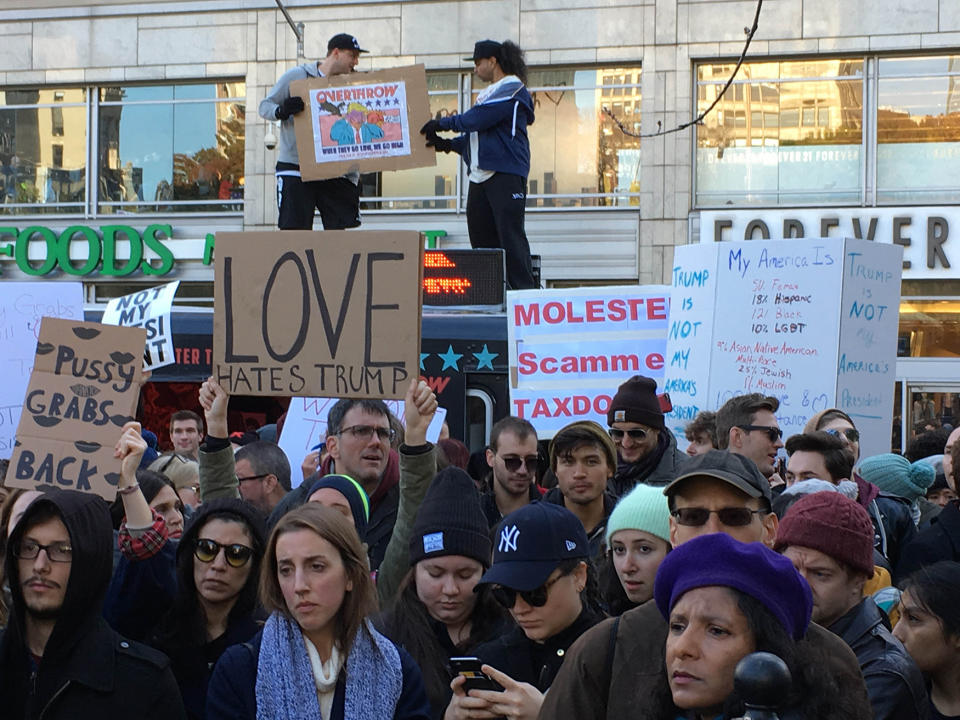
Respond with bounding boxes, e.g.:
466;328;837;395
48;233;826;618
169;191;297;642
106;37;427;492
0;491;185;720
536;599;873;720
896;500;960;583
830;598;929;720
438;76;534;179
543;487;616;560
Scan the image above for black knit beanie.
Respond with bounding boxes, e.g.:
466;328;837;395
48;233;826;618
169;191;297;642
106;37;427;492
409;467;492;567
607;374;664;429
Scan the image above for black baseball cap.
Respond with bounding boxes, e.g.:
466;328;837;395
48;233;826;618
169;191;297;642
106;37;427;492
476;502;589;591
663;450;773;503
464;40;502;62
328;33;368;54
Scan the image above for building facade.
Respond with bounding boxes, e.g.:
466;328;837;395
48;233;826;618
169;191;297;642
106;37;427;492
2;0;960;446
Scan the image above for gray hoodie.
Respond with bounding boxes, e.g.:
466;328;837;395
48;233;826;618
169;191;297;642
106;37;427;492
258;62;359;183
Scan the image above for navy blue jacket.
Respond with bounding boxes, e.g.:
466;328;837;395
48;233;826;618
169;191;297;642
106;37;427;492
437;76;534;178
206;631;432;720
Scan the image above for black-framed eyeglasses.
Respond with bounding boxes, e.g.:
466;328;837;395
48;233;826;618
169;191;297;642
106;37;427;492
15;539;73;563
671;507;765;527
500;455;539;473
491;572;567;609
237;473;270;483
608;427;648;442
825;427;860;443
159;453;190;474
339;424;396;443
737;425;783;442
194;538;254;568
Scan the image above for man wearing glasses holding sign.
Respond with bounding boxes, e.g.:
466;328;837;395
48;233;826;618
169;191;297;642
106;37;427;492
606;375;688;498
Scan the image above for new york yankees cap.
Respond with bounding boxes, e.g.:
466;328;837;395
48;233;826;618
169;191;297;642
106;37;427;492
477;502;589;591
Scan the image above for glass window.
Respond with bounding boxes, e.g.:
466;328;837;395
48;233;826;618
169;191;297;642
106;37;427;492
898;299;960;357
877;55;960;204
695;59;864;206
524;67;641;208
97;81;245;214
362;73;460;211
0;88;87;214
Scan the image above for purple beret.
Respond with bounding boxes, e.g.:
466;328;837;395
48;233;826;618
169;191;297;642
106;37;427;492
654;533;812;640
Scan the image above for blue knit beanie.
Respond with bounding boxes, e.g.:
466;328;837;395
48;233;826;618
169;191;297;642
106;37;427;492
857;453;935;502
605;483;671;546
306;474;370;539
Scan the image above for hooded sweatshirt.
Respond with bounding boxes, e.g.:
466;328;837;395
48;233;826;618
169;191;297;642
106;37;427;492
0;490;185;720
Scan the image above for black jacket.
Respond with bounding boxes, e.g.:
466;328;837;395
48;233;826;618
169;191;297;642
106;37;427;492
830;598;929;720
896;500;960;583
0;490;185;720
481;482;542;529
473;605;603;692
610;428;688;498
543;487;616;560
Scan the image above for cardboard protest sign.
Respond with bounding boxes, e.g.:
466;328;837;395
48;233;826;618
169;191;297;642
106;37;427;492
101;281;180;371
0;282;84;459
664;237;902;459
507;286;671;438
213;231;423;399
279;396;447;488
6;318;146;499
291;64;435;181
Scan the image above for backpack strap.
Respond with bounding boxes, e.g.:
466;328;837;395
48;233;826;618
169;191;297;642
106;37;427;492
602;616;621;713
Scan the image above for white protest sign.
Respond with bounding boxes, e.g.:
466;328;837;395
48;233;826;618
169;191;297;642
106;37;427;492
507;286;671;438
279;397;447;488
664;238;902;458
101;281;180;370
0;282;85;459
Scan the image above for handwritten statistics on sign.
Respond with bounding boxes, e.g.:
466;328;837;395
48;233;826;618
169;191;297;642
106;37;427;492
664;237;902;459
507;286;670;438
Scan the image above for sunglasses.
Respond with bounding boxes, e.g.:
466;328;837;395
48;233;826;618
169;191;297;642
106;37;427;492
671;507;765;527
825;427;860;443
737;424;783;442
159;453;190;474
500;455;539;473
491;572;566;609
607;427;648;442
194;538;254;568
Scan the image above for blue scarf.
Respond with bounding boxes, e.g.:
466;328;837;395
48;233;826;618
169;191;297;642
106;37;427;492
255;612;403;720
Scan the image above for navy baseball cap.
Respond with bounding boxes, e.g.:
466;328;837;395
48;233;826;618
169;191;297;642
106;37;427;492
464;40;502;62
328;33;368;54
476;502;589;591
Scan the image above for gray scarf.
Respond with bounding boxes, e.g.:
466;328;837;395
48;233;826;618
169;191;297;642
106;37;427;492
256;612;403;720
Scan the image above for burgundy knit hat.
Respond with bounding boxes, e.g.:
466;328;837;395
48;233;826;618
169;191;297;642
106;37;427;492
607;375;664;429
774;491;875;576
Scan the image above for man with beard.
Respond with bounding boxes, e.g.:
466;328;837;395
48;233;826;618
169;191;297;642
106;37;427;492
0;490;184;719
481;416;541;528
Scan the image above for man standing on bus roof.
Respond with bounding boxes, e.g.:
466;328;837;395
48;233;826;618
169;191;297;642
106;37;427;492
259;33;367;231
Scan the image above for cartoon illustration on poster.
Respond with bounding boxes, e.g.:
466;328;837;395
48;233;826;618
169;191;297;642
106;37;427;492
310;81;410;163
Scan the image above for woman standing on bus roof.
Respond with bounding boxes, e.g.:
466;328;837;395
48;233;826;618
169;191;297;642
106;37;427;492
420;39;536;291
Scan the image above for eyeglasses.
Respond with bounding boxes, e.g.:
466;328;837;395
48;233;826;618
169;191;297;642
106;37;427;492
194;538;254;568
671;507;765;527
737;425;783;442
237;473;270;483
15;539;73;563
339;424;396;443
825;427;860;443
608;427;648;442
500;455;539;473
491;572;567;609
158;453;190;474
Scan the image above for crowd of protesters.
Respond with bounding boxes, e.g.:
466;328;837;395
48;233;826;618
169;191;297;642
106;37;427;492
1;371;960;720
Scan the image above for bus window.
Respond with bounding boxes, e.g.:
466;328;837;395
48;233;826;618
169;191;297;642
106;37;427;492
466;388;494;452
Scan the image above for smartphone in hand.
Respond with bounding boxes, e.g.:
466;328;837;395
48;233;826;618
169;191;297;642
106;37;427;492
449;657;503;692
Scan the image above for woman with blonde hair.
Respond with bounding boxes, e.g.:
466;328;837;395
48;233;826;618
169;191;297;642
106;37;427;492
207;503;431;720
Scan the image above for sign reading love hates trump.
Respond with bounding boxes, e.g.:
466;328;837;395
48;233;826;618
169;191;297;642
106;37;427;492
6;318;146;500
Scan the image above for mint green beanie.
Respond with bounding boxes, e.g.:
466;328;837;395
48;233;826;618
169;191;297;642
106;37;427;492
605;483;672;546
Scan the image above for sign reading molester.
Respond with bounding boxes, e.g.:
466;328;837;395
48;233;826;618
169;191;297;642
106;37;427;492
7;318;146;499
212;231;423;398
